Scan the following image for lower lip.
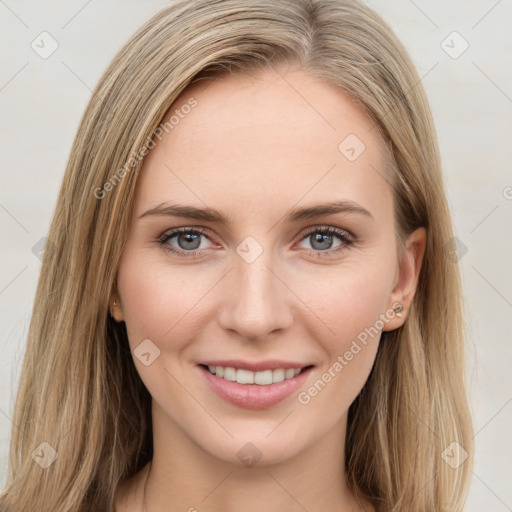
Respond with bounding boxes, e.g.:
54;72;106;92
198;365;313;410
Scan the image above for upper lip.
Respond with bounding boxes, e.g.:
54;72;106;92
198;359;314;372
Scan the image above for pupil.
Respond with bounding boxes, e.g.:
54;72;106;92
179;233;200;250
312;233;332;250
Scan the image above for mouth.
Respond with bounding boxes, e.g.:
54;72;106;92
197;362;315;410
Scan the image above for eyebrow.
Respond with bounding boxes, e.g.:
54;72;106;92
139;200;374;224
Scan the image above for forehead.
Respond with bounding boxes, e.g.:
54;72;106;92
134;66;392;222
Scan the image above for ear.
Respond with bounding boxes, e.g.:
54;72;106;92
383;227;426;331
109;290;125;323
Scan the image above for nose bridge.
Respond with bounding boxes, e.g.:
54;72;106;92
218;234;293;340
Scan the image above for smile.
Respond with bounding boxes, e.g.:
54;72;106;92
204;365;304;385
197;363;315;409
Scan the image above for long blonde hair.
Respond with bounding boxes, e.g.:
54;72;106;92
0;0;474;510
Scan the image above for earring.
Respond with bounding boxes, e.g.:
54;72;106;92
394;304;404;317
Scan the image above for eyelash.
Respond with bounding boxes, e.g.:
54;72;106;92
157;226;356;259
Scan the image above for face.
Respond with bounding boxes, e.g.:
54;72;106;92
113;64;425;466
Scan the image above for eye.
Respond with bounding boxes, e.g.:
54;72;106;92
157;225;356;259
157;227;213;257
297;226;355;258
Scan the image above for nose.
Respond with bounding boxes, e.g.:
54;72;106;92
217;245;294;343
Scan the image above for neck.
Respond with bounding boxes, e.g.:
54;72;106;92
141;460;152;512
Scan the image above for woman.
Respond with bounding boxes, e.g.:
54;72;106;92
0;0;474;510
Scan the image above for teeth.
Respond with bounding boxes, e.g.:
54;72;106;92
236;368;254;384
269;369;284;384
206;365;305;385
223;367;236;381
285;368;295;379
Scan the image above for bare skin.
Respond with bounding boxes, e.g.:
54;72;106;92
112;63;426;512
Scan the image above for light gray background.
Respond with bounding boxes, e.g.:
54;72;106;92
0;0;511;509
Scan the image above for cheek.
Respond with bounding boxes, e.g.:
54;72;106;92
306;258;395;345
116;251;211;414
116;248;198;349
295;258;395;403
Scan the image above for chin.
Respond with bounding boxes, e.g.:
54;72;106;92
195;428;310;468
